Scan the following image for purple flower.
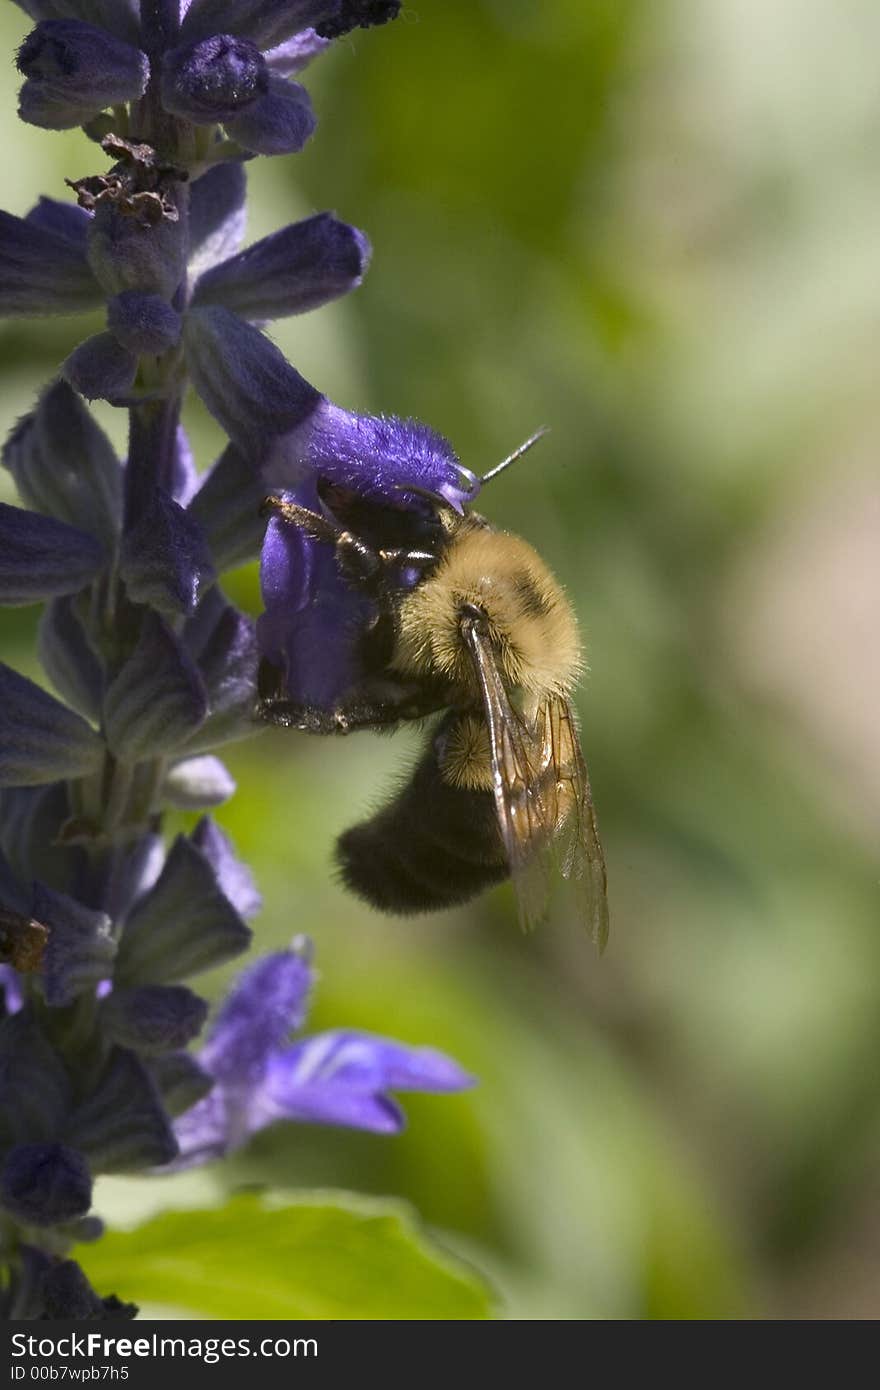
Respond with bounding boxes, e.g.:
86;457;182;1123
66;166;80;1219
257;484;377;708
265;403;479;511
180;2;400;51
14;0;399;150
16;20;148;131
254;416;478;707
1;181;370;411
172;943;473;1165
1;1142;92;1227
0;0;469;1324
161;34;270;123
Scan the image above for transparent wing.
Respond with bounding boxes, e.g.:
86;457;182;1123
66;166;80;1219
537;695;610;950
461;622;552;927
462;622;609;941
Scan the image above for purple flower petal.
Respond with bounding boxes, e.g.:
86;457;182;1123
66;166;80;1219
41;1261;120;1320
1;1142;92;1227
163;754;236;810
161;34;268;123
187;443;267;572
263;401;479;512
190;817;261;920
193;212;370;320
263;28;329;76
169;1088;229;1167
188;162;247;278
119;487;215;617
100;985;209;1055
64;1049;178;1172
87;198;186;300
200;947;312;1083
260;1071;404;1133
25;196;90;246
184;597;258;751
17;79;105;130
32;882;115;1008
275;1030;474;1093
10;2;140;45
0;207;100;316
37;597;104;723
0;966;25;1016
193;601;257;722
115;836;252;987
106;290;182;356
180;582;229;661
168;943;474;1161
0;1010;71;1146
0;503;105;606
0;664;103;788
258;496;375;707
62;331;138;404
0;784;82;905
101;833;164;929
16;21;148;129
181;1;334;52
148;1050;213;1120
256;1030;473;1133
103;611;208;761
184;305;322;453
258;493;315;617
2;380;122;548
225;74;316;156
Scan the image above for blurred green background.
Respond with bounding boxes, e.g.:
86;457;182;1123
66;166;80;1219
4;0;880;1319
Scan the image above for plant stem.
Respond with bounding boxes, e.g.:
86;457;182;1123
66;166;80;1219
137;1;182;157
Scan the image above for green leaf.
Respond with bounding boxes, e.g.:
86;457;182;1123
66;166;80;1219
78;1191;495;1320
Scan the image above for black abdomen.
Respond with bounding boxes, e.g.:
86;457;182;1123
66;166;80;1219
335;715;508;914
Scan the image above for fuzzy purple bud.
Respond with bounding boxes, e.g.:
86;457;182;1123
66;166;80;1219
1;1142;92;1227
0;207;100;316
16;21;148;131
107;291;182;356
62;332;138;404
162;34;268;123
192;212;370;320
224;75;316;157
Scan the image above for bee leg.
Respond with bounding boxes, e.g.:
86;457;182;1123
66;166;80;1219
263;494;395;596
255;699;348;733
261;494;341;546
324;677;448;730
255;676;447;734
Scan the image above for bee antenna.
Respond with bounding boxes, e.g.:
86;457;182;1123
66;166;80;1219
480;426;551;486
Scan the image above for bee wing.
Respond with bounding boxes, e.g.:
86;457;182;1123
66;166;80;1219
538;695;610;951
461;622;560;930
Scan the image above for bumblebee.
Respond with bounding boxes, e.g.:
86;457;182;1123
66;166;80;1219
257;434;609;944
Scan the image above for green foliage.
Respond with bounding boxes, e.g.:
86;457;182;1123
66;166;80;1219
78;1193;495;1320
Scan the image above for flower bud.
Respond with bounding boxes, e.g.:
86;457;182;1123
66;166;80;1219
161;34;268;123
1;1142;92;1227
107;291;182;356
16;21;148;131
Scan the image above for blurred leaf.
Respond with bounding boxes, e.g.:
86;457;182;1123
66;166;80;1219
79;1191;495;1320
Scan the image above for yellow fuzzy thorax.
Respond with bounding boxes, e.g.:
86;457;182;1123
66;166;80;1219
392;524;583;697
